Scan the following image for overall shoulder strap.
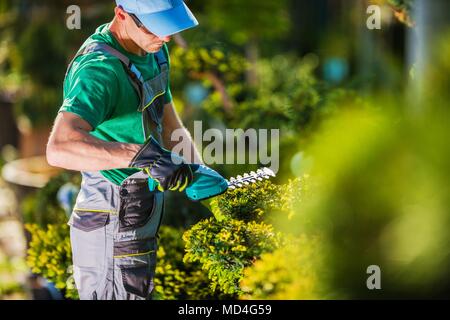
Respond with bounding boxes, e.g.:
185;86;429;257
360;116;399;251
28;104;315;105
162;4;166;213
154;48;169;73
65;42;144;100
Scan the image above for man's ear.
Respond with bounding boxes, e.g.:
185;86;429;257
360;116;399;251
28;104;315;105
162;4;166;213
115;6;126;21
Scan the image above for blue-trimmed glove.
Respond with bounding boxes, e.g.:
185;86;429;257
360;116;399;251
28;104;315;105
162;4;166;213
129;136;193;192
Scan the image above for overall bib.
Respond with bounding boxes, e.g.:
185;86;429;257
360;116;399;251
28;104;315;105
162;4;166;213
66;42;168;300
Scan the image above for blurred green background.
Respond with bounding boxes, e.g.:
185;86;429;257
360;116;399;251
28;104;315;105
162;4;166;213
0;0;448;299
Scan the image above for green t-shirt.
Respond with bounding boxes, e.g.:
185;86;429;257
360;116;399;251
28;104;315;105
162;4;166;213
60;23;172;185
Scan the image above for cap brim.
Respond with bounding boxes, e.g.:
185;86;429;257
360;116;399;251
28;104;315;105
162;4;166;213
136;2;199;38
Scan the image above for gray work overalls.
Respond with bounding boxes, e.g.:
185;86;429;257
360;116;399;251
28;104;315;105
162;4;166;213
66;42;168;300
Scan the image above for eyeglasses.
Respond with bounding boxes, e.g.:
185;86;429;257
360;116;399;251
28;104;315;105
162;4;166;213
128;12;143;28
128;12;148;31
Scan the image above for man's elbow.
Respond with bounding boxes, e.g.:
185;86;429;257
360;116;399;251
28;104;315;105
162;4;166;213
46;141;64;168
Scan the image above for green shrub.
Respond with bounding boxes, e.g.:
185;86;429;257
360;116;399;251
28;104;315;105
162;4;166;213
211;176;310;223
210;180;282;222
154;226;231;300
183;176;310;297
25;223;78;299
183;217;282;295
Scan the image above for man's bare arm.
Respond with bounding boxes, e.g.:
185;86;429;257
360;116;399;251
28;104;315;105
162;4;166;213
46;112;141;171
162;101;203;164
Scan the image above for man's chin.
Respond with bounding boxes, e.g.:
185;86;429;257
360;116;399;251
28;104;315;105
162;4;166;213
145;45;163;53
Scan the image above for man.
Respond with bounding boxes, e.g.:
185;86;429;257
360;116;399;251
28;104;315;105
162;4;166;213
46;0;202;300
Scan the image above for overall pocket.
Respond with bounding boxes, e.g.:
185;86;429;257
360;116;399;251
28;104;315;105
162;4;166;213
120;263;155;299
70;210;109;269
118;180;157;232
70;209;110;232
115;238;157;298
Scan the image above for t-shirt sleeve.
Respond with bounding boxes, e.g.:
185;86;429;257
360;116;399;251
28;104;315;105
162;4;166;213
60;63;119;128
162;44;173;104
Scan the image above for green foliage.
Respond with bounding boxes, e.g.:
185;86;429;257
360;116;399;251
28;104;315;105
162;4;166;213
211;176;311;224
193;51;360;179
200;54;323;132
234;55;320;130
25;223;78;299
154;226;231;300
170;45;247;83
183;176;310;297
210;180;282;222
183;217;282;295
170;45;354;147
21;171;80;227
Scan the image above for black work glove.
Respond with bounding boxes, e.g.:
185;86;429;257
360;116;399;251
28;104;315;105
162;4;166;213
129;136;193;192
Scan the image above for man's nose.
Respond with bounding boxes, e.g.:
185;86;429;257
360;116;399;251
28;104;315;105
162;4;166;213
159;35;171;43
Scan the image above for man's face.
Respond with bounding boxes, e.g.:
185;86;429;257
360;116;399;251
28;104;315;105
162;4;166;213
118;7;171;53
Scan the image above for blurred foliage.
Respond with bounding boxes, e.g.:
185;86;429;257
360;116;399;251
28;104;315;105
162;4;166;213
220;27;450;301
201;0;290;45
0;1;112;127
21;172;80;227
170;45;247;84
241;235;323;299
387;0;414;27
283;102;449;298
370;1;414;27
0;281;25;299
262;26;450;297
228;55;321;131
0;254;27;299
17;20;67;87
172;44;361;178
200;54;325;131
25;223;78;299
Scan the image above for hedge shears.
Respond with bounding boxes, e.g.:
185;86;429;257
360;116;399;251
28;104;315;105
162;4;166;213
149;164;276;201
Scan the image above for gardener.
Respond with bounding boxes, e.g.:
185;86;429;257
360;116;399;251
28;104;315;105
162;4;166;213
46;0;202;300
